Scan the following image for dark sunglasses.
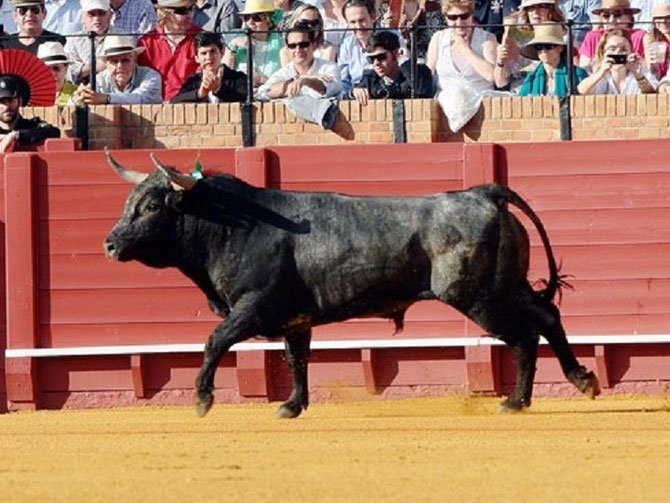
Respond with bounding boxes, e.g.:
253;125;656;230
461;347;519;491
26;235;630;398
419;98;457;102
600;10;628;19
243;13;267;22
16;5;42;15
446;13;471;21
287;41;311;49
300;19;322;27
366;52;388;64
171;6;193;15
534;43;558;51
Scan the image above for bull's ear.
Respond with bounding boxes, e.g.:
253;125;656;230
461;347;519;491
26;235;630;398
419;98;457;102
150;153;197;191
105;147;149;185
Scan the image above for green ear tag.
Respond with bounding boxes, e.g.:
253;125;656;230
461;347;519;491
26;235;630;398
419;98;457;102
191;158;204;180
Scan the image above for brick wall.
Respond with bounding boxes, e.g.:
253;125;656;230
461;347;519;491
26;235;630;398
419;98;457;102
20;94;670;149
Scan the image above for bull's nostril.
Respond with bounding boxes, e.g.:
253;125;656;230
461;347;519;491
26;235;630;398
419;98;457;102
104;240;117;258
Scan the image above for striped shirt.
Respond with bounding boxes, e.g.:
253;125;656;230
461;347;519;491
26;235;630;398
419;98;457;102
110;0;157;39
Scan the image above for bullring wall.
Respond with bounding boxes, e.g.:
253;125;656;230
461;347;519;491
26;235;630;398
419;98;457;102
2;139;670;412
20;94;670;149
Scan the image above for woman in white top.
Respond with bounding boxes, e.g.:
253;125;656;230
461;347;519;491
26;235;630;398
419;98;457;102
425;0;497;94
578;29;657;95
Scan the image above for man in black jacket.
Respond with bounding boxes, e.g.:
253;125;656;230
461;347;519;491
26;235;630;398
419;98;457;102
171;32;247;104
352;31;433;106
0;75;60;153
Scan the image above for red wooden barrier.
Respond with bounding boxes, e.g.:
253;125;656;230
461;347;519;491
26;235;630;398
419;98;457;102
2;139;670;411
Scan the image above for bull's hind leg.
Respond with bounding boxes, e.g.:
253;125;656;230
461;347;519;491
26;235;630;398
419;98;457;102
522;297;600;400
275;330;312;419
499;334;540;412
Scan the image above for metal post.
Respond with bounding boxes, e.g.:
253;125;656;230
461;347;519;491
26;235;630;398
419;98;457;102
241;28;255;147
88;31;97;91
410;24;417;99
559;20;574;141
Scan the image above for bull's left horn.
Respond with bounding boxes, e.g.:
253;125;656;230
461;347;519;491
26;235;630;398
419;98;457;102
105;147;149;185
150;153;197;191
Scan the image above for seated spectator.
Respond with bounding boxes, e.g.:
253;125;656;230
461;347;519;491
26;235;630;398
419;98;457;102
558;0;602;47
138;0;203;102
109;0;158;38
474;0;521;42
171;32;247;102
0;75;60;153
4;0;66;54
281;5;336;62
353;30;433;105
578;0;646;69
578;28;657;93
37;41;78;105
193;0;241;33
223;0;285;90
72;35;163;104
64;0;117;85
319;0;348;49
274;0;306;31
256;23;342;130
518;23;588;95
496;0;568;91
426;0;497;92
43;0;83;36
339;0;406;96
643;4;670;80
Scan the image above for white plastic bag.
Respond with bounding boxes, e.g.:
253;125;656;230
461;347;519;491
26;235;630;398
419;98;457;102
436;76;483;133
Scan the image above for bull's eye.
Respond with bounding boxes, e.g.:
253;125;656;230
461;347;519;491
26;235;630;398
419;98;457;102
146;202;160;212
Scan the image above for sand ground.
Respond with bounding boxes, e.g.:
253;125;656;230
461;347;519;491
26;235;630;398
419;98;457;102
1;395;669;502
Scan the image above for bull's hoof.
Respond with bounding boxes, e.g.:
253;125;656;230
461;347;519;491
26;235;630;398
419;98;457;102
570;368;601;399
499;397;528;414
583;374;601;400
194;393;214;418
274;402;302;419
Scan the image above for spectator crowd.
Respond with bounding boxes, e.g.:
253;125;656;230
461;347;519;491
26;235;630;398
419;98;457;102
0;0;669;133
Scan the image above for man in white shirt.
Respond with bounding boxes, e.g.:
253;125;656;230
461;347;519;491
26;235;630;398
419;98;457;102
71;34;162;104
257;22;342;129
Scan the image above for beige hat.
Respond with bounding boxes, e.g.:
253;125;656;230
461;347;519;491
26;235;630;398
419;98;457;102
240;0;275;15
520;23;566;60
81;0;110;11
101;35;145;58
37;41;73;65
652;5;670;18
520;0;556;9
592;0;640;16
13;0;44;6
156;0;196;8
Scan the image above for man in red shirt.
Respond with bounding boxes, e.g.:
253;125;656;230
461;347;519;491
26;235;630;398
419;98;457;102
137;0;202;101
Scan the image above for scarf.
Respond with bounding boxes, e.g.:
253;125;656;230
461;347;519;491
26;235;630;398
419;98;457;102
519;61;570;97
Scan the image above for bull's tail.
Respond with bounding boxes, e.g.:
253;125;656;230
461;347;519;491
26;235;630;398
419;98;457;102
477;184;569;303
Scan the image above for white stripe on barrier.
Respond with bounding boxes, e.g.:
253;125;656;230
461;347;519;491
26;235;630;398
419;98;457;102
5;334;670;358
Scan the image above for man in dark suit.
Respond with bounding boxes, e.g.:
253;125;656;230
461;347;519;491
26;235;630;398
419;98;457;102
171;31;247;103
352;31;433;106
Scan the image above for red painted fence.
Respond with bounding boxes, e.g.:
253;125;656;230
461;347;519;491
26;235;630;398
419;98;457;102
2;140;670;412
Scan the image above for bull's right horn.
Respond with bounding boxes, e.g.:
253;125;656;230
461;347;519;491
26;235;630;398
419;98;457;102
105;147;149;185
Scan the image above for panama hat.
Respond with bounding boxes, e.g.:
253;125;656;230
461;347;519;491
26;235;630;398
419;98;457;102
37;41;74;66
520;0;557;9
652;4;670;18
13;0;45;6
592;0;640;16
156;0;196;9
520;23;566;60
101;35;145;58
240;0;275;15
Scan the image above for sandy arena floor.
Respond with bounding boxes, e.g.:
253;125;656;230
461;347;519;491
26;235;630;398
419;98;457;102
1;395;669;502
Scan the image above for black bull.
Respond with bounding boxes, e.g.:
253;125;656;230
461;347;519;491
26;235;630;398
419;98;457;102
103;152;599;418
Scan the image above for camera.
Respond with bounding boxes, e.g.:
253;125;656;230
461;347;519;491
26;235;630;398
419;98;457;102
609;54;629;64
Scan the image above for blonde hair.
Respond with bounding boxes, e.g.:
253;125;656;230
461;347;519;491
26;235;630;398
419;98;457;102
288;4;325;47
595;29;633;67
442;0;475;16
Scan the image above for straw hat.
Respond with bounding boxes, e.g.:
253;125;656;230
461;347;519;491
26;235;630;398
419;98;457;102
156;0;196;9
652;4;670;18
592;0;640;16
240;0;275;15
101;35;145;58
13;0;45;6
520;0;556;9
37;42;73;66
520;23;566;60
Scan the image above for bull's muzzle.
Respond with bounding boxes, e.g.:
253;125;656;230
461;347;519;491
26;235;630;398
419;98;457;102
103;237;121;261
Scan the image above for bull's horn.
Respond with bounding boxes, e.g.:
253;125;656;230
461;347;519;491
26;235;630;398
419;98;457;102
105;147;149;185
150;152;197;191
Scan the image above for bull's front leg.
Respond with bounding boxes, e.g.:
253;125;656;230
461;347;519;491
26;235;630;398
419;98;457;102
195;298;262;417
275;330;312;419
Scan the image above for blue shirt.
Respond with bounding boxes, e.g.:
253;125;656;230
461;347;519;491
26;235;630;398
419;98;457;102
558;0;601;45
44;0;84;36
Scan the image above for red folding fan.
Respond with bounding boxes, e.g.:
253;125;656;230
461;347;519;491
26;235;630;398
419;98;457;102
0;49;56;106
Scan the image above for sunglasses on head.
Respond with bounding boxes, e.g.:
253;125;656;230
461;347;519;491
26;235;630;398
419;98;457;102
446;13;471;21
171;6;193;15
600;10;628;19
366;52;388;63
287;40;311;49
16;5;42;15
243;13;267;22
534;43;558;51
